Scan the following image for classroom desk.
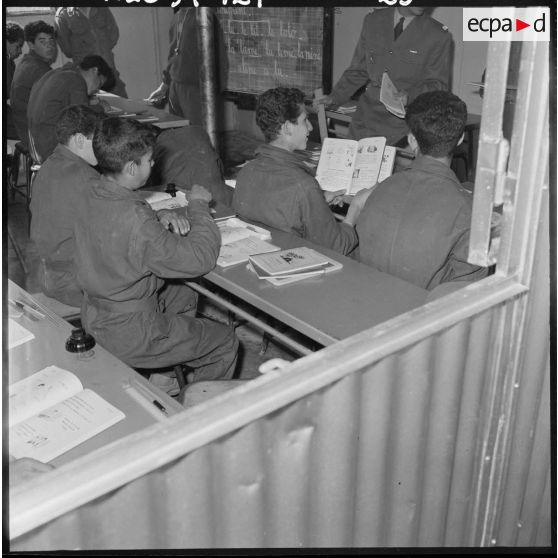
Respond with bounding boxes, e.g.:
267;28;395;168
189;225;427;351
97;92;189;129
7;280;183;468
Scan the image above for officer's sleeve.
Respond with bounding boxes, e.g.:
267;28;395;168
330;18;371;106
407;29;452;102
137;199;221;279
162;14;178;85
54;11;74;59
299;180;358;256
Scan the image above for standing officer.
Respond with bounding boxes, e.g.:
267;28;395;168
316;6;452;145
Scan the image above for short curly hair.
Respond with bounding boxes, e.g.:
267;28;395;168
93;117;159;175
256;87;306;142
6;21;24;44
405;91;467;158
23;20;55;43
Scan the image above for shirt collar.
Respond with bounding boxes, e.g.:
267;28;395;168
409;155;462;187
394;9;415;31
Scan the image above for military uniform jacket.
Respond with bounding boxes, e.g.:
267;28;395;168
355;156;488;290
54;7;119;67
331;8;451;144
233;144;358;256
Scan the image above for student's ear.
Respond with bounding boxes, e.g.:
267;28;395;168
282;120;292;136
124;160;136;177
75;133;85;149
407;132;419;155
456;132;465;147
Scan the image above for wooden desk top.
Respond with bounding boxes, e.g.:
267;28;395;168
204;224;427;347
97;92;189;129
7;281;183;467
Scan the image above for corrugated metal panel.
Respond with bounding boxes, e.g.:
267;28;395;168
13;283;549;550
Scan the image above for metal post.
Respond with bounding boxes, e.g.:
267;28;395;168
196;7;219;152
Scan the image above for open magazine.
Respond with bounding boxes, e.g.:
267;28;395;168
316;137;396;195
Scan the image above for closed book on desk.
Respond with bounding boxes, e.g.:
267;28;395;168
249;247;341;278
9;366;125;463
218;237;279;268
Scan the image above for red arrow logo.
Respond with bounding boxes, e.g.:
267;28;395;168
516;18;530;31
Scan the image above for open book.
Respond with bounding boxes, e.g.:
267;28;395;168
316;137;396;195
9;366;125;463
217;217;279;268
248;246;343;285
142;190;188;211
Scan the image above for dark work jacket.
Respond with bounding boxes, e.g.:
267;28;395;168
331;8;451;143
10;51;52;144
27;67;89;161
233;144;358;256
355;156;488;290
152;126;232;206
74;175;221;364
30;144;99;306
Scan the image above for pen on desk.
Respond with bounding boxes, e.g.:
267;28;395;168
124;377;170;419
9;298;45;320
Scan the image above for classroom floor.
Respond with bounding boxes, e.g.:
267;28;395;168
5;192;300;384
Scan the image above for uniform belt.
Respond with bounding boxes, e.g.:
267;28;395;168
84;293;156;314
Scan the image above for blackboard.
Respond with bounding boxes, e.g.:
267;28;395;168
215;7;332;98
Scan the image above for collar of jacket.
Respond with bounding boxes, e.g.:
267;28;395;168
254;143;314;176
94;174;146;201
408;154;462;187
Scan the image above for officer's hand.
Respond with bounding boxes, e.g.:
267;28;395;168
189;184;212;204
157;209;191;236
145;82;169;104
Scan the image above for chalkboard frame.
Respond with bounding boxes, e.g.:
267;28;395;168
220;7;333;110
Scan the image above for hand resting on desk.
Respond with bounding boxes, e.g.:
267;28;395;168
344;188;374;226
157;209;191;236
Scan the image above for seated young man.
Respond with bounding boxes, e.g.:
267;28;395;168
30;105;103;307
346;90;488;290
73;117;239;393
10;20;57;144
233;87;358;255
27;54;115;161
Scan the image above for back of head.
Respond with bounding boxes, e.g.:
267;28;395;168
405;91;467;157
256;87;305;142
56;104;103;145
23;20;54;43
6;21;24;44
93;117;158;175
79;54;116;93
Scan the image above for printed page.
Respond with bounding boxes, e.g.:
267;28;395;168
218;218;271;245
349;137;387;194
9;366;83;427
377;146;397;184
218;238;279;268
315;138;358;193
146;191;188;211
380;72;406;119
8;319;34;350
9;389;126;463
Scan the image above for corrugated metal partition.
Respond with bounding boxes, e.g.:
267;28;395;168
10;29;550;553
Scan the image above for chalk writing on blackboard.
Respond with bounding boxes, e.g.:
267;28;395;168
216;7;326;96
